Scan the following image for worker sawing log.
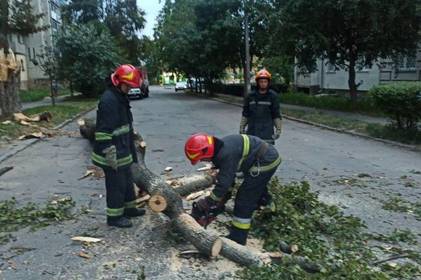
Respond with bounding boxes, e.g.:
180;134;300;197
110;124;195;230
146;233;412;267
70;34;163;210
79;118;319;268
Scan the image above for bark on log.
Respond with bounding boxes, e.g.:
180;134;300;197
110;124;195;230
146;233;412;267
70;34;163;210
221;237;269;266
173;174;215;197
175;213;222;257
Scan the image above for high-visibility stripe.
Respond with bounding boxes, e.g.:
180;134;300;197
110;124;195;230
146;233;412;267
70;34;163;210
113;125;130;136
91;152;133;167
238;134;250;170
106;207;124;217
124;200;137;208
232;216;251;230
95;132;112;141
92;152;108;165
257;101;271;105
250;155;282;173
117;155;133;166
95;125;130;141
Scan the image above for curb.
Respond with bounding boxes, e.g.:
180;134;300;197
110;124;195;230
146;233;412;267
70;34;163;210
210;96;421;153
0;106;96;164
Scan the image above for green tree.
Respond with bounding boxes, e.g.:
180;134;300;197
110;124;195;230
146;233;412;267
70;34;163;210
276;0;419;100
56;23;120;96
62;0;146;64
104;0;146;64
61;0;102;24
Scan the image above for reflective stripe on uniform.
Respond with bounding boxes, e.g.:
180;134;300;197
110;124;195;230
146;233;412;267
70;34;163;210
257;101;271;105
112;125;130;136
238;134;250;170
106;207;124;217
249;155;282;173
91;152;133;167
232;216;251;230
95;132;113;141
95;125;130;141
124;200;137;208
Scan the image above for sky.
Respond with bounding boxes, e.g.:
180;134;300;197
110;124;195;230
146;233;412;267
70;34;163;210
137;0;165;38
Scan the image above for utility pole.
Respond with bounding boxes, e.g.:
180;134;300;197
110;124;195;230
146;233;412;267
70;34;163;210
243;0;251;98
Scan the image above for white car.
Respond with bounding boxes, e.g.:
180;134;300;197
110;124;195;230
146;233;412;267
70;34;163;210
175;81;187;92
128;87;142;99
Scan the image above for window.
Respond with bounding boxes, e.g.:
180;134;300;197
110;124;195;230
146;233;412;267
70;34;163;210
326;63;336;73
51;19;59;33
20;59;25;72
28;48;31;59
33;48;36;59
357;58;372;72
398;54;416;71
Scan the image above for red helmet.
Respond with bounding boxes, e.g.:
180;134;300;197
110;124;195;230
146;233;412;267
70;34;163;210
111;64;142;88
185;133;215;165
255;69;272;82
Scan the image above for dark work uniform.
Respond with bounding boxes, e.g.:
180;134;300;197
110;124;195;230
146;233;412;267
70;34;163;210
91;86;138;219
210;134;281;243
242;89;281;144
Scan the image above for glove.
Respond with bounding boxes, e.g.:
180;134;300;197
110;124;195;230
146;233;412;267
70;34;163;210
239;116;248;134
272;118;282;140
191;196;224;228
103;145;118;170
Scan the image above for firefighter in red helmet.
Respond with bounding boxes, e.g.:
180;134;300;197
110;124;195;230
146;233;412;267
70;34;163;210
240;69;282;145
92;64;145;228
185;133;281;245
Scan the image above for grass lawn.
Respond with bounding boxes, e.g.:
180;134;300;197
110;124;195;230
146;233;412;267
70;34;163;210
19;88;72;103
0;98;97;140
280;92;383;116
284;108;421;146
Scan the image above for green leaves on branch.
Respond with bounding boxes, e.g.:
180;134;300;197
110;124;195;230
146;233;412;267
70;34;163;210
241;179;421;279
0;197;75;245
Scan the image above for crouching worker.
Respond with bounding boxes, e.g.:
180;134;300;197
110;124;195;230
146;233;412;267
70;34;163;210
184;133;281;245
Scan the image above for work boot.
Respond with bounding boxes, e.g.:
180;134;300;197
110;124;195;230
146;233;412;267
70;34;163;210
124;207;146;217
257;191;276;212
107;216;133;228
227;226;249;245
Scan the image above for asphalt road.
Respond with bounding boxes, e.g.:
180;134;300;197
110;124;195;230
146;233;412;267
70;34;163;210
0;85;420;279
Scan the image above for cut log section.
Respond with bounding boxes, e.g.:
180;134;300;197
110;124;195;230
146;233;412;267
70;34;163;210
148;194;168;213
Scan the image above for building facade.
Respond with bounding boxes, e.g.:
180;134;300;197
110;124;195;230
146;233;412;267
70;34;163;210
294;49;421;93
8;0;63;89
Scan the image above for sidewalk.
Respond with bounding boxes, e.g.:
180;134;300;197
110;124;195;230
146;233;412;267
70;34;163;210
213;93;389;125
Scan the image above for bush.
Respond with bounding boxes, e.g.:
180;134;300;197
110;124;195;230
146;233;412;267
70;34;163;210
280;91;378;114
208;83;288;96
369;83;421;129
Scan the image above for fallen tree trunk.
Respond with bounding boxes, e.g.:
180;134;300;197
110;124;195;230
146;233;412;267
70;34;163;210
79;118;319;268
172;174;215;197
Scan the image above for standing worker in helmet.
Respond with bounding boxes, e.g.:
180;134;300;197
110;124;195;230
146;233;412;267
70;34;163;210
92;64;145;228
185;133;281;245
240;69;282;145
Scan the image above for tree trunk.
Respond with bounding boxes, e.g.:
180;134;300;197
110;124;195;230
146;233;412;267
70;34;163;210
0;69;21;118
348;53;358;102
243;5;251;99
